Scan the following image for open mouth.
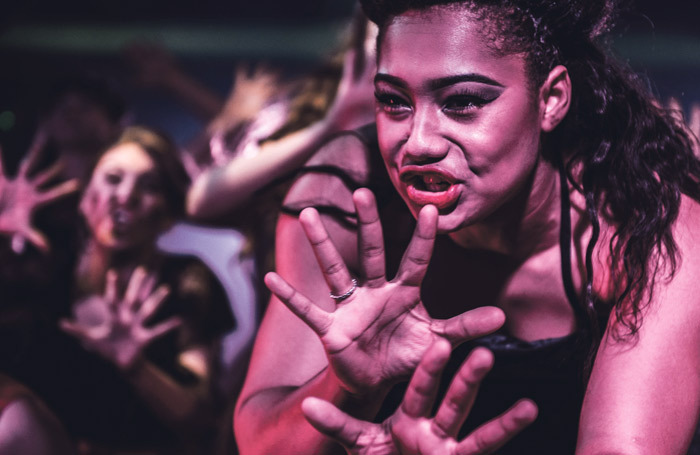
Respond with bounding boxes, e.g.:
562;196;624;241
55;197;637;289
110;207;135;233
400;170;461;210
408;174;452;192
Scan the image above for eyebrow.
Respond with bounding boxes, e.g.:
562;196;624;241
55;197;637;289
374;73;504;90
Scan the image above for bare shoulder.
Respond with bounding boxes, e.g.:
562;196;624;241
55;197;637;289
284;131;373;216
578;196;700;454
673;194;700;248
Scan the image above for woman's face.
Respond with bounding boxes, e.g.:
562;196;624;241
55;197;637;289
375;7;545;235
80;142;170;251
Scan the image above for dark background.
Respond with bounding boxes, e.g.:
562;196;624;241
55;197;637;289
0;0;698;148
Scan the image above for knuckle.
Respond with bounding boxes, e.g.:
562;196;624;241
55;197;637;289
324;261;345;276
408;254;430;267
361;243;384;259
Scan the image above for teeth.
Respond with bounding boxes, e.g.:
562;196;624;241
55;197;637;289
423;175;449;192
112;210;128;225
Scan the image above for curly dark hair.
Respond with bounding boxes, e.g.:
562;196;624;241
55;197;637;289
360;0;700;340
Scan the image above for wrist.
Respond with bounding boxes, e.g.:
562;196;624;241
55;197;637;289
325;367;390;404
118;353;147;377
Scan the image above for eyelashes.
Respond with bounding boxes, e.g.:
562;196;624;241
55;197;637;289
374;88;498;116
374;91;410;114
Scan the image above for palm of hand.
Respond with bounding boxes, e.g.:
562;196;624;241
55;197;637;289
61;268;180;370
0;174;36;234
78;297;154;369
323;283;435;390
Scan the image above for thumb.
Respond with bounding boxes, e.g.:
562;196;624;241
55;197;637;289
433;306;505;346
302;397;368;449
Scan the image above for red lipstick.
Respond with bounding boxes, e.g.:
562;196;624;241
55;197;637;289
399;167;461;210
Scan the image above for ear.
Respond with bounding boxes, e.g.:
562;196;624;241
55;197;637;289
539;65;571;132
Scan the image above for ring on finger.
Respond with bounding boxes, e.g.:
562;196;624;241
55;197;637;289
330;278;358;301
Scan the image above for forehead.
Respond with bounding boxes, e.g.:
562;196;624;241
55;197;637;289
95;143;155;173
378;7;527;85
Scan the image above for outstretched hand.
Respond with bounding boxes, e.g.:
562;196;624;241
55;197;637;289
0;130;80;254
302;340;537;455
61;267;181;370
265;188;505;395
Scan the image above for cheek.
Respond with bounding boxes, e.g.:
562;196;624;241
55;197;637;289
141;197;170;224
80;189;102;224
376;117;406;165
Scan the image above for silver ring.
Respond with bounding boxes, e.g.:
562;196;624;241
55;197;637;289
329;278;358;301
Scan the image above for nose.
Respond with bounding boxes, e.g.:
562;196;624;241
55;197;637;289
403;108;447;164
112;181;139;208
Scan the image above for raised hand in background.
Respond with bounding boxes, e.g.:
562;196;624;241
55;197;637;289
61;267;181;371
0;130;79;253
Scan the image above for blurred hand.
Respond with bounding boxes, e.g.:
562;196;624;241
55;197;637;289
302;340;537;455
325;47;377;130
61;267;181;370
0;130;79;253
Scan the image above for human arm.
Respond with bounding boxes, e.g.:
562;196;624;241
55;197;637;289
186;48;377;219
576;197;700;454
60;267;214;431
234;183;506;455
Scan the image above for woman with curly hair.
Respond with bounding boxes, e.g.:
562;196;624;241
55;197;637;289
235;1;700;453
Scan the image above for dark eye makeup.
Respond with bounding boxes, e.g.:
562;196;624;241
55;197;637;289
374;90;410;114
442;88;499;115
374;85;500;118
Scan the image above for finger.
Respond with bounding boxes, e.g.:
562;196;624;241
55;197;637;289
265;272;333;336
433;307;506;346
137;273;158;303
59;319;98;341
104;270;118;305
353;189;386;287
299;208;355;299
21;228;50;253
31;160;64;187
37;179;80;205
401;339;451;418
396;204;437;286
432;348;493;438
19;129;48;176
137;285;170;322
10;234;26;254
456;399;537;455
124;266;147;308
301;397;367;449
144;316;182;343
340;48;357;87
